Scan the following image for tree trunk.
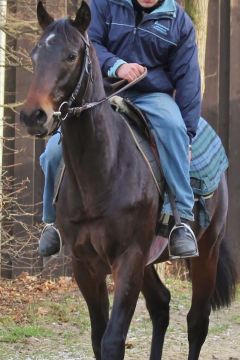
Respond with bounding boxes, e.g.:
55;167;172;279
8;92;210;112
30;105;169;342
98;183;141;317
184;0;210;94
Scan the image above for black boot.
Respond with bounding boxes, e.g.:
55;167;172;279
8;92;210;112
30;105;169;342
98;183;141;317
168;219;199;259
39;224;62;257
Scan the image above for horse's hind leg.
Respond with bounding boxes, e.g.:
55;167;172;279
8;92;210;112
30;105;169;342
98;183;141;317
142;265;171;360
187;176;228;360
72;256;109;360
187;223;225;360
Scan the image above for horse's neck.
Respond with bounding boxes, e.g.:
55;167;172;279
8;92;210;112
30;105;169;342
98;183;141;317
62;52;119;190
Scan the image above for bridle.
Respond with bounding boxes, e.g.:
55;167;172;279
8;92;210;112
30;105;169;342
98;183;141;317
50;32;92;135
50;32;147;136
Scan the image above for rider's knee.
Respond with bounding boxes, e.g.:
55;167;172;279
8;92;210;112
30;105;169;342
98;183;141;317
158;109;186;134
150;94;186;133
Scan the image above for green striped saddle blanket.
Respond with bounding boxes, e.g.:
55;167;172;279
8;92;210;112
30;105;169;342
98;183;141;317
190;117;228;196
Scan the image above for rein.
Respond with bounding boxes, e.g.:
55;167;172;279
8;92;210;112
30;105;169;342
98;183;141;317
51;32;147;134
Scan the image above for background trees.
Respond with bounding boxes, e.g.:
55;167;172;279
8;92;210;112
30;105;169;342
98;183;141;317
0;0;240;278
185;0;210;93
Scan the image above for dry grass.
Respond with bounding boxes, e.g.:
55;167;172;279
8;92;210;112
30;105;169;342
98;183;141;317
0;275;239;360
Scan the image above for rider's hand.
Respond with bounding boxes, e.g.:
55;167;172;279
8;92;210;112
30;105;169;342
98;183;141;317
116;63;145;83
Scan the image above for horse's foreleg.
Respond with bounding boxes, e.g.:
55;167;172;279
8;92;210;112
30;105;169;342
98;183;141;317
187;235;221;360
72;256;109;360
101;246;145;360
142;265;171;360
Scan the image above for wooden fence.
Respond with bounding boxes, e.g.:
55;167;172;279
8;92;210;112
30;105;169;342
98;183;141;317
1;0;240;277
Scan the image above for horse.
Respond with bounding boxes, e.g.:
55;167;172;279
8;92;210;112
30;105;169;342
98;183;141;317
20;2;237;359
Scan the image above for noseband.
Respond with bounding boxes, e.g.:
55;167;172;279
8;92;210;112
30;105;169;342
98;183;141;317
50;32;147;136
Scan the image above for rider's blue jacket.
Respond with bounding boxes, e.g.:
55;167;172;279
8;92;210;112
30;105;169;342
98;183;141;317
89;0;201;140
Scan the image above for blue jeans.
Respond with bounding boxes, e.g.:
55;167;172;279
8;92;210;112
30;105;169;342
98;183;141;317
40;132;63;223
40;92;194;223
125;91;194;220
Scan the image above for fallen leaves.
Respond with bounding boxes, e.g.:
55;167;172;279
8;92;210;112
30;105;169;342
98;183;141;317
0;273;78;323
36;307;50;316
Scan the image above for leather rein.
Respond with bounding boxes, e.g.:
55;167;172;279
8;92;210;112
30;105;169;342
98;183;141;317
51;33;147;135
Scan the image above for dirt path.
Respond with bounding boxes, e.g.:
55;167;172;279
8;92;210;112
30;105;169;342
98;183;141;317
0;275;239;359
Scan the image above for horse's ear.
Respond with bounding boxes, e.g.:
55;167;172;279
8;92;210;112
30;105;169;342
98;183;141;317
73;1;91;34
37;1;54;30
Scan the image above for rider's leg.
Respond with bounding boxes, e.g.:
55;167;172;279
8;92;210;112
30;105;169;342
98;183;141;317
39;132;63;256
125;91;198;258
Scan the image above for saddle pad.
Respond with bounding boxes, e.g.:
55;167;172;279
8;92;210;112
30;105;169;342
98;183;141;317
190;117;229;196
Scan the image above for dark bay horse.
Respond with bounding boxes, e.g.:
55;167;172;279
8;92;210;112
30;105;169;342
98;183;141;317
20;2;237;359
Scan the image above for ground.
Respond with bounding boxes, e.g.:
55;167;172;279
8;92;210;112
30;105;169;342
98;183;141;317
0;272;239;360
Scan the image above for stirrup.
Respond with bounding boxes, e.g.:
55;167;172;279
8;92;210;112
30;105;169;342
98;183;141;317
168;222;199;260
40;223;63;255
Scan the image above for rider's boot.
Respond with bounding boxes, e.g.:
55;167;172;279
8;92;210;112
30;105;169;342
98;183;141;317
39;223;62;257
168;219;199;259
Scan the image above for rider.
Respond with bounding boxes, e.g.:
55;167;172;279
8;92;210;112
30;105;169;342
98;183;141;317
39;0;200;259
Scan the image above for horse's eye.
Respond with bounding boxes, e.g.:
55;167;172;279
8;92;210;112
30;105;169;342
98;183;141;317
66;54;77;62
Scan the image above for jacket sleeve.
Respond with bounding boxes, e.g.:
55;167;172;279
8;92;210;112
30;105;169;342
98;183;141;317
169;12;201;141
89;0;125;76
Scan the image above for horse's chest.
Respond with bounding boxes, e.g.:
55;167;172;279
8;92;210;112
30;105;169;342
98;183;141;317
71;220;110;260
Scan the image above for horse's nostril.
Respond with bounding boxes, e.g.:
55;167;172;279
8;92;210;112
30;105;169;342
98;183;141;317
35;109;47;125
35;109;42;118
19;108;47;128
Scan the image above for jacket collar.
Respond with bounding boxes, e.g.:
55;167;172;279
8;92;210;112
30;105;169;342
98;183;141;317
151;0;176;17
110;0;177;17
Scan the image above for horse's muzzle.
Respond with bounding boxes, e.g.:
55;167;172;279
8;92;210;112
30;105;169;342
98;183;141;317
20;108;48;137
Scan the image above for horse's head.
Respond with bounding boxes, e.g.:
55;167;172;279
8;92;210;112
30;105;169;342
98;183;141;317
20;1;91;137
